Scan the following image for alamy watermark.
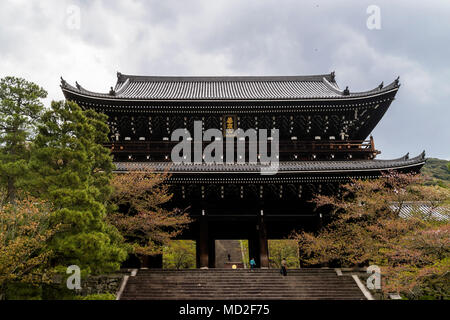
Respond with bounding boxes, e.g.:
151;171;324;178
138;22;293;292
171;121;279;175
66;265;81;290
66;4;81;30
366;265;381;290
366;5;381;30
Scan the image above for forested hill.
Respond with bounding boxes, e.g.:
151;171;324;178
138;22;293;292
421;158;450;187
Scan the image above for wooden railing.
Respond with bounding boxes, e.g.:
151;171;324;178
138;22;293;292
105;138;379;160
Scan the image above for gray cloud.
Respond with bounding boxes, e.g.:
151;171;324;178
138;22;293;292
0;0;449;159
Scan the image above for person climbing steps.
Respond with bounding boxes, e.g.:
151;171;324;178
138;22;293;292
250;258;256;270
281;258;287;276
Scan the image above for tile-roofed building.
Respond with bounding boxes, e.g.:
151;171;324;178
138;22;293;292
61;71;425;269
391;202;449;221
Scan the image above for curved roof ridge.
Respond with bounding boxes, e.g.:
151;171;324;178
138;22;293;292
411;150;426;161
114;78;131;95
349;77;401;96
61;77;112;97
60;77;78;92
388;152;410;162
374;151;426;163
75;82;105;95
116;72;335;83
322;77;344;95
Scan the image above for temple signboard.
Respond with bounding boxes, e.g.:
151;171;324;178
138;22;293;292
223;115;237;137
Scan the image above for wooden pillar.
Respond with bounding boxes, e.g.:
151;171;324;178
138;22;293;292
258;216;269;269
208;238;216;268
196;216;209;268
150;254;163;268
141;254;162;268
248;236;260;267
317;212;323;230
248;216;269;268
298;244;302;269
141;255;151;268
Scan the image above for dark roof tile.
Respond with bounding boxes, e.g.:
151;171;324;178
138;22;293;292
61;72;400;101
113;153;426;174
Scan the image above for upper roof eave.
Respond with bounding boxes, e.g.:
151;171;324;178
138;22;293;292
115;72;335;83
60;73;401;102
61;84;400;103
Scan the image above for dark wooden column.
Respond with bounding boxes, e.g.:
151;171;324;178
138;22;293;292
149;254;163;268
141;254;163;268
196;215;209;268
141;255;151;268
258;215;269;268
298;244;303;268
248;215;269;268
248;236;260;267
317;212;323;230
208;238;216;268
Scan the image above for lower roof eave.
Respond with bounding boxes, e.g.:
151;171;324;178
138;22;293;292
112;154;426;178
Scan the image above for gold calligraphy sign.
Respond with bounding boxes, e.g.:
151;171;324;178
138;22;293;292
223;115;237;137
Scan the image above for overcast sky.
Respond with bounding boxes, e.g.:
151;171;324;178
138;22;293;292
0;0;449;159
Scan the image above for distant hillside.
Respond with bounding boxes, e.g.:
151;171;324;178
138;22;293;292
421;158;450;187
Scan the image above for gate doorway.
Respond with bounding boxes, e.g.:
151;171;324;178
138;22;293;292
214;240;248;268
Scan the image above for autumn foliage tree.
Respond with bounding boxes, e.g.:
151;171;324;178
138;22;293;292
268;240;300;269
294;172;450;299
108;171;191;259
0;197;60;297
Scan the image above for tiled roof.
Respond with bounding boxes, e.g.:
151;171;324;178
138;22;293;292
113;152;426;174
391;202;449;221
61;72;400;101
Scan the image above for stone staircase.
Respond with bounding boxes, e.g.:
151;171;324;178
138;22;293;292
215;240;245;268
119;269;367;300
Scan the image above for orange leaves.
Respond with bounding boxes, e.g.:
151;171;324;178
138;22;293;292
293;172;450;298
108;171;191;256
0;197;59;288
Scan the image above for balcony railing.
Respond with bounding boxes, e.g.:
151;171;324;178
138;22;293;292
105;137;379;161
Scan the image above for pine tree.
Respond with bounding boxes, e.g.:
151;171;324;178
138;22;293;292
29;100;127;274
0;77;47;203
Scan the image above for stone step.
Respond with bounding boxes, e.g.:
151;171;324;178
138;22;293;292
134;274;341;278
125;281;360;287
122;297;364;300
122;290;364;296
123;290;364;295
123;296;364;299
128;276;352;283
137;269;337;273
125;283;360;288
124;284;362;289
119;269;367;300
126;279;355;283
122;294;364;298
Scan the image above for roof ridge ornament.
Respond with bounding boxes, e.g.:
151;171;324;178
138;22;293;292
330;71;335;82
420;150;426;160
109;87;116;96
343;86;350;96
76;81;81;90
117;72;122;79
60;77;67;87
394;76;400;86
378;82;384;90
